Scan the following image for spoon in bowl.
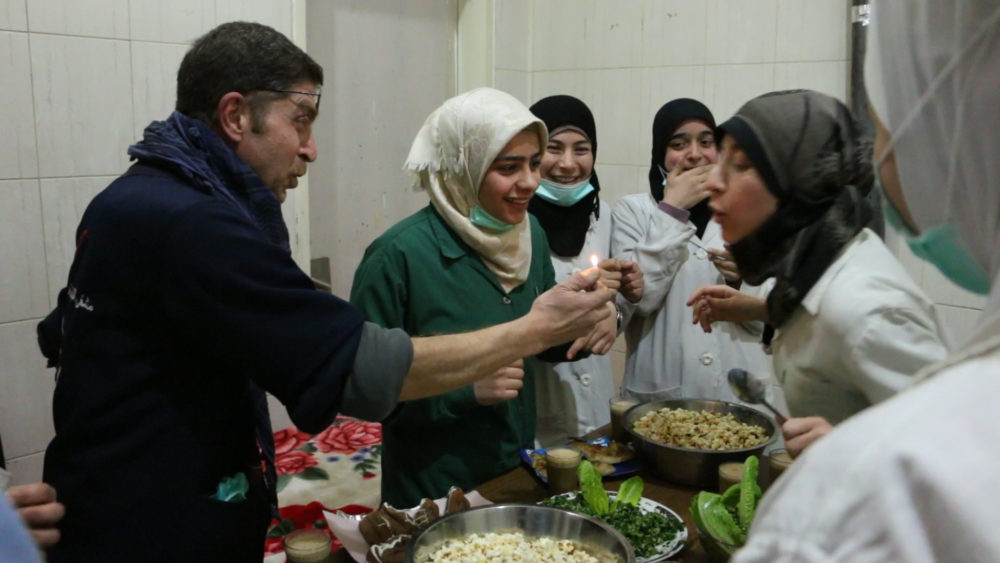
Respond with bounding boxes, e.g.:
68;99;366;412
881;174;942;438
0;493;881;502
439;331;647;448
727;368;789;425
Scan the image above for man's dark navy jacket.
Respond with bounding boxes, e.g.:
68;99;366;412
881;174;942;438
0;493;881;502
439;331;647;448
39;159;364;561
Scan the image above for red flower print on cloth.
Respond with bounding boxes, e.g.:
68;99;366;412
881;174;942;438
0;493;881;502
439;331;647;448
275;450;318;475
273;427;313;455
314;418;382;454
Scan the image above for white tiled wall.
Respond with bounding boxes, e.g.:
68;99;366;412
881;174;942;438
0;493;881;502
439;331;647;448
305;0;458;296
497;0;853;198
0;0;299;484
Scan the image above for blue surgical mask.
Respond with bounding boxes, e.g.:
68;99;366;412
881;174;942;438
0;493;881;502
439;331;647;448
536;178;595;207
470;205;515;232
877;174;990;294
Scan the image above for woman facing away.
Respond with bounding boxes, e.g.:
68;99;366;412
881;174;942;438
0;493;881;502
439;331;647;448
350;88;619;507
611;98;784;409
733;2;1000;560
528;94;643;447
689;89;949;456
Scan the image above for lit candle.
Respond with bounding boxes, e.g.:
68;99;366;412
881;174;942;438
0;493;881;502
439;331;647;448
590;254;599;268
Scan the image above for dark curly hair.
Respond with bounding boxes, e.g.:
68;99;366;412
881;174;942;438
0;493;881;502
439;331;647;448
176;22;323;131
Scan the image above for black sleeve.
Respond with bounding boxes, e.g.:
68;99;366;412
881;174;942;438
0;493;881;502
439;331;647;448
161;201;366;434
536;342;591;364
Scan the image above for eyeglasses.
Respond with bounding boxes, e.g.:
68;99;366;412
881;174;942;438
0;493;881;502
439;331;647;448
258;88;321;110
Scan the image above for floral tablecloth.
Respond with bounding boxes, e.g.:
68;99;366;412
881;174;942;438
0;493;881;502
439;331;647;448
264;415;383;559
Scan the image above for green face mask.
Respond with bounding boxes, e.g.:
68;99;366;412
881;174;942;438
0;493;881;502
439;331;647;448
469;205;515;232
536;178;595;207
878;175;990;294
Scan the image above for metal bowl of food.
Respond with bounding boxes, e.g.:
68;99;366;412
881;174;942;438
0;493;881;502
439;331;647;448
406;503;635;563
625;398;778;488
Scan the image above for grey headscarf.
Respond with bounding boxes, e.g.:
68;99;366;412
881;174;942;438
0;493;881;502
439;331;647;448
718;90;875;327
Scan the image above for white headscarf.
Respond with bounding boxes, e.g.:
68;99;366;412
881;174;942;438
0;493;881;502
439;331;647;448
404;87;547;290
866;0;1000;316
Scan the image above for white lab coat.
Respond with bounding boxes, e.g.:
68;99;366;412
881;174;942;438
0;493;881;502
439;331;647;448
735;309;1000;562
535;200;621;447
738;1;1000;560
610;193;784;408
772;229;950;424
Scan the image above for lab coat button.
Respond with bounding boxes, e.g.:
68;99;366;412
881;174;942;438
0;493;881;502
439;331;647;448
700;353;713;365
695;249;708;260
579;374;592;386
502;296;512;304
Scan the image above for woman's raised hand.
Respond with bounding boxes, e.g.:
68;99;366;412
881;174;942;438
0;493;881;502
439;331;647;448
619;260;644;303
597;258;623;293
662;164;713;210
707;248;740;283
686;284;768;332
474;359;525;405
782;416;834;457
567;302;617;359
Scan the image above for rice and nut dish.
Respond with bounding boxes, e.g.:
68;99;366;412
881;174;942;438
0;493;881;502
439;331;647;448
418;531;617;563
632;407;768;450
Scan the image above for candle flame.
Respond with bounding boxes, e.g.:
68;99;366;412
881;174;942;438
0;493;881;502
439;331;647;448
590;254;599;268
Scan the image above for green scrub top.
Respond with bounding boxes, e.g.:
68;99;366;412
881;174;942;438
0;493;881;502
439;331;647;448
350;205;556;507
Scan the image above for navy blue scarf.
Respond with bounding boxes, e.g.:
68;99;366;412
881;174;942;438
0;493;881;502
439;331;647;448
128;111;291;253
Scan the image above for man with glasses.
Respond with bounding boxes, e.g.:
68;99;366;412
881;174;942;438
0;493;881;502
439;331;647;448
38;22;612;560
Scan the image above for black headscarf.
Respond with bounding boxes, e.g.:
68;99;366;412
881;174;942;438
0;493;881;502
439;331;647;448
528;95;601;257
718;90;875;328
649;98;716;238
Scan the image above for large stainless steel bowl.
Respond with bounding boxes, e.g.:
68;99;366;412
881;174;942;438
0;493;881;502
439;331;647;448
625;398;778;488
406;504;635;563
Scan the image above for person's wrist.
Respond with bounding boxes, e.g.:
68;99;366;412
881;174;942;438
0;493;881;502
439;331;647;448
515;312;551;356
657;200;690;222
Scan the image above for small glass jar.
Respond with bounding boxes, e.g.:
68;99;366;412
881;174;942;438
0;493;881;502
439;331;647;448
768;450;794;483
717;461;744;493
609;397;637;444
546;447;582;494
284;528;332;563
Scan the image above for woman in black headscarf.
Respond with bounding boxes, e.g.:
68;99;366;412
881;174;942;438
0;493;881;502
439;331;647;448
610;98;781;408
528;94;643;446
689;89;949;456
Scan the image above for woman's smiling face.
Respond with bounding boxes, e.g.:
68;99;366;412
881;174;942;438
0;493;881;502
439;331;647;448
478;129;543;224
540;128;593;185
663;118;718;173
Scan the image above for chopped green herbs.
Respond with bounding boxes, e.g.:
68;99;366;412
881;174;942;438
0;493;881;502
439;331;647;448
542;490;683;558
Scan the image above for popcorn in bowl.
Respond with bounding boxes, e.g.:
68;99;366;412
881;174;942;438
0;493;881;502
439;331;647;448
418;531;611;563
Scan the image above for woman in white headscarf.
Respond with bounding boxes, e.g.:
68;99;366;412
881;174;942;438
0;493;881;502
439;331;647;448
733;2;1000;560
350;88;617;507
